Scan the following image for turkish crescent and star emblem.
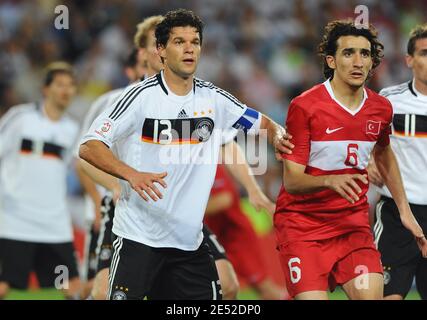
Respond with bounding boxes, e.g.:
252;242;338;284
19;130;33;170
366;120;381;135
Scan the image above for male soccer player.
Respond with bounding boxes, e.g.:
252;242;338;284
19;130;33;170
370;24;427;300
79;9;291;300
0;62;82;299
77;15;164;300
76;48;147;299
275;20;427;300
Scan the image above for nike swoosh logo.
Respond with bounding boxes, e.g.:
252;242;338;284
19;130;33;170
326;127;344;134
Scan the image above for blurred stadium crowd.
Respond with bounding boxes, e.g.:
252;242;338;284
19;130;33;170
0;0;425;217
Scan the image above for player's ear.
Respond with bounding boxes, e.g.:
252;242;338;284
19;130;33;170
157;45;167;60
405;54;414;69
326;55;336;70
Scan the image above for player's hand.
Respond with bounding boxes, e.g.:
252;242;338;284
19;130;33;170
274;129;294;161
248;189;276;215
400;212;427;258
324;174;368;204
128;171;167;202
366;157;383;187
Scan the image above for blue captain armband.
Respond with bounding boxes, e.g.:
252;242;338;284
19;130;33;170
232;107;260;132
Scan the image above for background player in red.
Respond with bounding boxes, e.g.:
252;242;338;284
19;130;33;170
204;163;285;300
275;20;427;300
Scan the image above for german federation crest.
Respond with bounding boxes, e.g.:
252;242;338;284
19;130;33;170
195;118;214;142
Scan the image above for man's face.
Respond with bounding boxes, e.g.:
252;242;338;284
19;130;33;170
406;38;427;86
157;26;201;79
44;73;76;110
327;35;373;88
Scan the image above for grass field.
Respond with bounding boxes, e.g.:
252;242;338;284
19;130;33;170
4;287;421;300
5;199;421;301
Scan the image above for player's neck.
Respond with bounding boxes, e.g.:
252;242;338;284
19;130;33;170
413;77;427;96
330;77;365;111
43;100;65;122
163;67;193;96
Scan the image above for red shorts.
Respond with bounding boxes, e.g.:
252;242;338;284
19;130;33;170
276;230;383;298
225;232;268;285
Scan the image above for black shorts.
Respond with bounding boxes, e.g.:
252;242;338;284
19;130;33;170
108;236;222;300
374;196;427;298
96;196;116;272
0;238;80;289
84;225;99;281
202;224;227;261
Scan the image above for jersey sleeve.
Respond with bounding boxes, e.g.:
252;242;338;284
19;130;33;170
215;88;261;135
73;92;117;157
0;106;24;159
281;100;311;165
377;100;393;147
80;84;142;148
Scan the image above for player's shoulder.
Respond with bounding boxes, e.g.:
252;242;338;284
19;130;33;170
0;102;37;123
379;81;411;98
194;77;216;91
61;114;79;133
120;74;160;99
94;87;125;105
195;77;245;107
291;83;325;109
366;87;391;105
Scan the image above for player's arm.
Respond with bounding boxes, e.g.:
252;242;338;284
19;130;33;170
217;90;293;158
282;160;368;203
205;192;233;216
373;143;427;256
79;86;167;202
221;141;275;214
259;114;294;159
78;159;121;203
75;161;102;230
79;140;166;202
282;100;367;203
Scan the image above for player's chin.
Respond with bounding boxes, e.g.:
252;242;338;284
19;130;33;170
347;77;366;88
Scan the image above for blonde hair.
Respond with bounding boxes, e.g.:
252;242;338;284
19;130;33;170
134;15;164;49
44;61;74;86
408;24;427;56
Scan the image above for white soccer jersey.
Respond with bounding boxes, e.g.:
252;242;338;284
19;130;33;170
81;71;261;250
77;87;124;222
379;80;427;205
0;102;79;242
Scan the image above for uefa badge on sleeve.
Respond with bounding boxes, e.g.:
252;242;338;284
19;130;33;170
366;120;381;135
95;120;113;138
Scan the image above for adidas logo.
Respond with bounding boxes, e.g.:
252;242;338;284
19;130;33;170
177;109;188;118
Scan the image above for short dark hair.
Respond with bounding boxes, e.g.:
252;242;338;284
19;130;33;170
318;19;384;80
124;48;138;68
44;61;74;86
407;24;427;56
155;9;204;48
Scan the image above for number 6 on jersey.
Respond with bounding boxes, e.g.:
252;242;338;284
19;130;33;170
288;257;301;284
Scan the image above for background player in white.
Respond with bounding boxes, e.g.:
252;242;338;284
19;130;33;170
76;48;147;299
79;9;291;300
0;62;82;299
369;23;427;300
77;15;164;300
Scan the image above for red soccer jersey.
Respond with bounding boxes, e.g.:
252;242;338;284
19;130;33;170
275;80;393;245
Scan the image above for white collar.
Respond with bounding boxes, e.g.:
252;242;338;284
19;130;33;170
323;79;367;116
